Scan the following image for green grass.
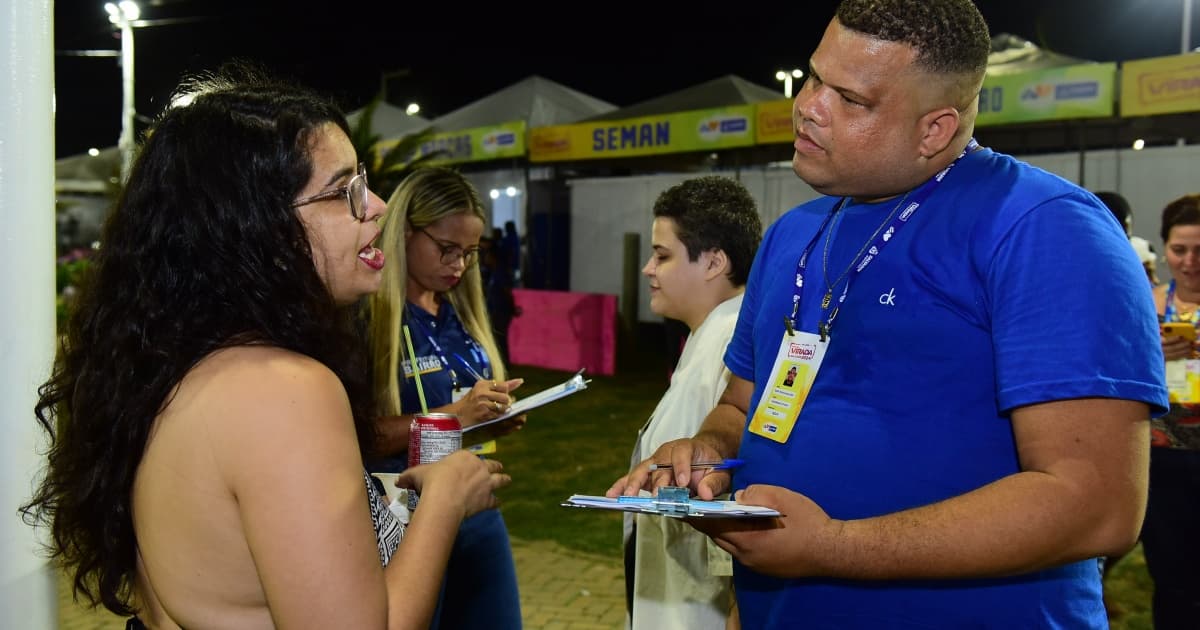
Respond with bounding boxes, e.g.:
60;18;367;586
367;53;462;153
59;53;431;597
1107;544;1154;630
497;338;669;556
495;330;1156;620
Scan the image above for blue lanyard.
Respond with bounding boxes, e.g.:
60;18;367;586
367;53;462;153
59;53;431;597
1164;279;1195;324
790;139;978;339
404;303;492;387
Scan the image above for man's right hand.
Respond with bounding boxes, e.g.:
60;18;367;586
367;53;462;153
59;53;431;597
605;437;732;500
607;374;754;500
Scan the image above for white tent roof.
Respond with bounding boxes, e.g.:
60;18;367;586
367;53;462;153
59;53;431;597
987;33;1090;76
346;101;431;139
429;75;617;132
583;75;784;122
56;146;121;193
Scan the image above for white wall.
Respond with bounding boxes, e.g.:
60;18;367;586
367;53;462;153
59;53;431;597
1;0;58;627
571;144;1198;323
568;167;822;323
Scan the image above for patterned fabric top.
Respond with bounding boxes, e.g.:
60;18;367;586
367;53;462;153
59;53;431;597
364;470;404;565
1157;290;1200;450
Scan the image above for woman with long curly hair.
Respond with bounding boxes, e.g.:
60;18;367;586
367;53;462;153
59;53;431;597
19;66;509;629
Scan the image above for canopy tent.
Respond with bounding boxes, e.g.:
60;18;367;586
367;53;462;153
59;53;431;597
346;101;431;139
55;146;120;194
583;74;783;122
987;33;1090;76
428;75;617;132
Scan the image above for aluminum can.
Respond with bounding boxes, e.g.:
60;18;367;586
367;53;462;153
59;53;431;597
407;412;462;510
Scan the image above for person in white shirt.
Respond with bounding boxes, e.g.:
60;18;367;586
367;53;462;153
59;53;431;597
624;175;763;629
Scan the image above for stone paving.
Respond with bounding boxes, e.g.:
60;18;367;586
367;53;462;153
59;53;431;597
56;537;625;630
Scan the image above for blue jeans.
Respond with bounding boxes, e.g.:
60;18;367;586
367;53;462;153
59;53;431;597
431;508;522;629
1142;447;1200;630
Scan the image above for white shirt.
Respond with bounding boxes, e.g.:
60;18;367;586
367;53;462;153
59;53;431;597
626;293;742;630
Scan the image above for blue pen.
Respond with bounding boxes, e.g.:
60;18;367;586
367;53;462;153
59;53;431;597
453;353;486;382
647;459;745;472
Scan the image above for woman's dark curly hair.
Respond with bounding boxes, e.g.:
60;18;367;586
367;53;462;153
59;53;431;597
18;64;377;616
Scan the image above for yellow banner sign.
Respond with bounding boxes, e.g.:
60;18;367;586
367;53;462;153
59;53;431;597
528;106;754;163
756;99;794;144
1121;53;1200;117
377;121;527;165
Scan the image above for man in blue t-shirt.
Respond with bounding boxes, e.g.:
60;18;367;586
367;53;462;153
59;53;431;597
608;1;1168;627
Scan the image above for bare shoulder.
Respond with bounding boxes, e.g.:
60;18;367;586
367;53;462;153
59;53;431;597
164;345;359;475
175;345;349;424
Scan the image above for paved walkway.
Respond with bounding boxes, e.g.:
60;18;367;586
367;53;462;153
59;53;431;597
56;537;625;629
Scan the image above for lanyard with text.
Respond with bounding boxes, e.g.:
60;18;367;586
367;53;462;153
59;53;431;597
749;139;978;445
789;138;979;340
405;303;493;390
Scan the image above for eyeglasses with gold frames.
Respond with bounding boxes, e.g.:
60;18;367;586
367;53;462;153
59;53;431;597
416;228;481;267
292;163;369;221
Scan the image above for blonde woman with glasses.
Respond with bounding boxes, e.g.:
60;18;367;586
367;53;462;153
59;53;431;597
367;166;525;629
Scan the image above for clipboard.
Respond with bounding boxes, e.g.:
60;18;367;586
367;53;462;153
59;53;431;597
561;487;781;519
463;368;590;434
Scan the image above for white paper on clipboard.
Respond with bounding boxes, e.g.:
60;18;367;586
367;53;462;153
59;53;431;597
463;369;590;433
560;493;781;519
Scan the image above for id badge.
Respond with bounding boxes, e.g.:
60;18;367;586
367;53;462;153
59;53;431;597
748;330;828;443
1165;359;1200;403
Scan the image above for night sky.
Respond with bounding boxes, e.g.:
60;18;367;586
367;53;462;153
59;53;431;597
53;0;1199;158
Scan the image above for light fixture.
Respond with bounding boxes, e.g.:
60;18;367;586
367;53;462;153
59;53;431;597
87;147;100;157
104;0;141;182
505;186;518;197
489;189;500;200
1132;138;1146;151
774;68;805;98
405;102;420;115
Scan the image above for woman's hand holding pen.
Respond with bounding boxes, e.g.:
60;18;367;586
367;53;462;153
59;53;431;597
454;378;524;427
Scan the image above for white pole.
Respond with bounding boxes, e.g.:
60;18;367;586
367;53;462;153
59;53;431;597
118;16;135;182
0;0;59;626
1184;0;1193;54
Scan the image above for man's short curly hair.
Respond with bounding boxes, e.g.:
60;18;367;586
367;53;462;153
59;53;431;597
652;176;763;287
836;0;990;78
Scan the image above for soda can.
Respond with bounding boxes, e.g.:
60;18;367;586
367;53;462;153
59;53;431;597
407;412;462;510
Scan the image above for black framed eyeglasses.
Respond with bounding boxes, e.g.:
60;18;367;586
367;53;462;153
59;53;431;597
292;163;369;221
416;228;481;267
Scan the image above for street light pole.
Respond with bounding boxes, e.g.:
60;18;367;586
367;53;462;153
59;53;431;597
105;1;139;183
774;68;805;98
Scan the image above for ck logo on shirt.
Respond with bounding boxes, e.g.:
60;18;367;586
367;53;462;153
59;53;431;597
879;288;896;306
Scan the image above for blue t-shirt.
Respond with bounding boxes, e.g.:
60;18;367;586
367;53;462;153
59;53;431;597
724;147;1168;628
372;300;492;473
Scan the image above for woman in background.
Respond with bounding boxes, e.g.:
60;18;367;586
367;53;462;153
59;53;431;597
368;166;524;629
20;67;507;629
1147;193;1200;629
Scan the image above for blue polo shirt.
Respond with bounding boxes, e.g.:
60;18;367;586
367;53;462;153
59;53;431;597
724;147;1167;628
372;300;492;473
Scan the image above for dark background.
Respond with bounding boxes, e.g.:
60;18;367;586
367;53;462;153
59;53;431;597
54;0;1199;158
